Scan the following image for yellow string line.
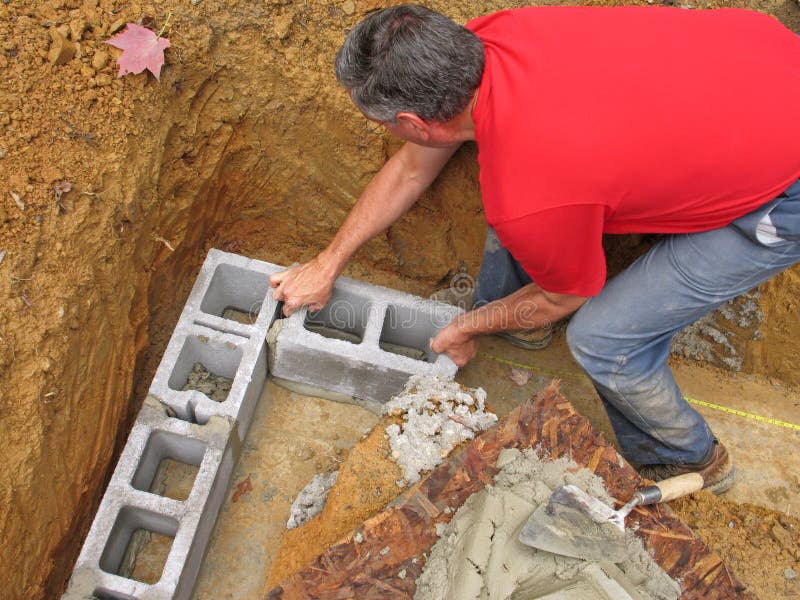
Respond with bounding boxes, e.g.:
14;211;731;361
478;351;800;432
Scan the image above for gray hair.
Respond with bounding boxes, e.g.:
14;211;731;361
335;4;484;123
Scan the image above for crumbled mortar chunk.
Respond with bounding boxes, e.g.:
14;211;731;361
181;363;233;402
286;471;339;529
383;375;498;485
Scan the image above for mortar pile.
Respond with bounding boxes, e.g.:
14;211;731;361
383;375;498;485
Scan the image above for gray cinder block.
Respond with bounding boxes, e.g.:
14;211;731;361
147;250;283;442
64;248;463;600
268;275;462;405
62;398;240;600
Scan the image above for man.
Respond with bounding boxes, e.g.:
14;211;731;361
270;4;800;493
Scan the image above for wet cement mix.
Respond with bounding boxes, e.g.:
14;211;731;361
415;447;680;600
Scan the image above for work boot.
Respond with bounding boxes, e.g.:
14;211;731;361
496;326;553;350
637;439;735;495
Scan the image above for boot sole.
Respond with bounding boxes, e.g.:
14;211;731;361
705;466;736;495
495;330;553;350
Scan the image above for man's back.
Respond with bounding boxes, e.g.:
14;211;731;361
469;7;800;232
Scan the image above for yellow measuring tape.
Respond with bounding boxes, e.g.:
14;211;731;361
479;351;800;432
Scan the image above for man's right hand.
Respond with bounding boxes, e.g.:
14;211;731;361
269;257;337;316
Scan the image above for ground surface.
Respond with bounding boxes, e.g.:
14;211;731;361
183;334;800;599
1;0;800;597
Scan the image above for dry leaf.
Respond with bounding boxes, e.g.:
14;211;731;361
232;474;253;503
508;367;531;386
105;23;171;80
54;180;72;213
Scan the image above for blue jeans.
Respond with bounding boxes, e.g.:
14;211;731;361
475;179;800;465
474;228;532;308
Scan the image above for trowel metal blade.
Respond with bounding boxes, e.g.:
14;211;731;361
519;496;629;562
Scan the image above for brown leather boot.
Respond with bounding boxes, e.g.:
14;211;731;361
496;327;553;350
637;439;735;495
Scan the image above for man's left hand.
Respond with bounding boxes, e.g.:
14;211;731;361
430;321;478;367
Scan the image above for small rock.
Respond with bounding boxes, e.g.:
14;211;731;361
342;0;355;15
40;358;52;373
109;19;126;34
0;147;5;159
380;546;390;556
69;18;87;41
273;14;293;39
56;24;71;39
398;569;407;579
94;73;113;87
68;318;79;330
92;50;109;70
40;166;63;183
786;567;797;580
80;63;96;78
48;30;76;66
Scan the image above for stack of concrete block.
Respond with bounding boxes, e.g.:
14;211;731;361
63;250;282;599
268;275;461;406
63;249;461;599
63;399;238;599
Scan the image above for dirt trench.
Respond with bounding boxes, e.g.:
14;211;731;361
1;1;799;598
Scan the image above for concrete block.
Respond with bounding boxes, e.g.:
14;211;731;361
63;398;240;600
148;322;266;443
268;275;461;405
148;249;283;442
185;248;283;338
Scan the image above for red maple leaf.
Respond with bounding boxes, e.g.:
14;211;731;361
105;23;171;80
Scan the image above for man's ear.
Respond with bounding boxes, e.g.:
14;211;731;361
396;112;430;140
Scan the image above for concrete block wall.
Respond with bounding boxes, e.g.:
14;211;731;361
148;250;283;443
63;249;461;599
268;274;461;405
63;398;240;600
63;250;282;599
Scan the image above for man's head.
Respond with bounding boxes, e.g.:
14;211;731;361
335;4;484;129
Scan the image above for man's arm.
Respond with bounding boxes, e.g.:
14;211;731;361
430;283;588;366
270;141;461;314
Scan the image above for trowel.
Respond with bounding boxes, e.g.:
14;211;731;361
519;472;704;562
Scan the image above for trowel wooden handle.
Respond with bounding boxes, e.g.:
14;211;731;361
640;473;704;505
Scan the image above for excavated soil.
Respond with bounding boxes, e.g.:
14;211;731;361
1;0;799;597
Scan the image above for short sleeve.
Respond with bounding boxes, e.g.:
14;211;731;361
492;204;608;296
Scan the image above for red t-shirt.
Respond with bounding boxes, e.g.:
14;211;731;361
467;7;800;296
